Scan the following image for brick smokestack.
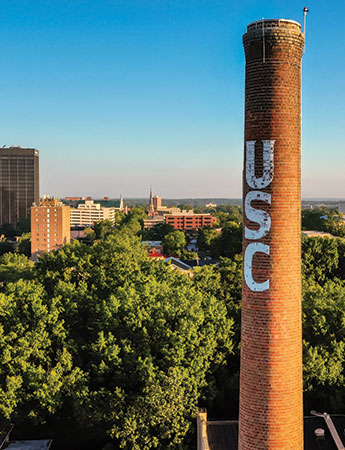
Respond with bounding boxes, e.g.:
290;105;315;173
239;19;305;450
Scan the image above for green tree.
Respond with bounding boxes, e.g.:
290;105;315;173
302;236;340;284
197;227;219;253
214;208;242;228
34;230;234;449
114;210;126;228
324;215;345;237
302;208;329;231
162;230;187;257
83;227;96;242
17;232;31;257
142;223;175;241
303;279;345;413
192;256;242;418
0;253;34;285
0;242;14;257
121;207;147;236
214;222;242;259
0;279;82;423
93;220;115;240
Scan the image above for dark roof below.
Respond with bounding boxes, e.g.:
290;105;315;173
206;415;345;450
207;421;238;450
304;415;345;450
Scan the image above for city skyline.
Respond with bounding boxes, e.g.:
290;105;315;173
0;0;344;198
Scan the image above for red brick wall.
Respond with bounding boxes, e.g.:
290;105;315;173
239;20;304;450
31;203;70;260
164;214;216;230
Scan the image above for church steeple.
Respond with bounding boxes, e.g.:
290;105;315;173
148;186;154;217
119;193;124;210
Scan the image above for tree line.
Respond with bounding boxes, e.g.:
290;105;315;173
1;209;345;448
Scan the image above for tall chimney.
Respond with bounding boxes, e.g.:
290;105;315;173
239;19;305;450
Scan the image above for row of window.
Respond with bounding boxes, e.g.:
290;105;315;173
36;238;58;242
166;220;213;224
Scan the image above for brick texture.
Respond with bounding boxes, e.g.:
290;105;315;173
239;20;305;450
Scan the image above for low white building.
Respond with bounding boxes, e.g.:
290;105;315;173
70;200;116;226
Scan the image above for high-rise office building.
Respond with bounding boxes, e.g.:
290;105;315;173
0;146;39;226
31;197;70;260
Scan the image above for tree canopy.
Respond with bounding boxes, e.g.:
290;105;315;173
1;216;345;448
162;230;187;257
0;228;234;449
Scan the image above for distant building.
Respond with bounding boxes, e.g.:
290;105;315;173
164;213;217;230
31;197;70;260
65;196;85;201
70;200;116;226
143;216;165;229
146;249;193;276
153;195;162;210
156;205;182;215
205;202;217;208
0;146;39;226
142;240;163;254
147;187;183;219
70;228;87;240
165;256;193;275
144;190;217;230
147;249;165;259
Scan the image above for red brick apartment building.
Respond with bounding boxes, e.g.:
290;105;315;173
31;197;70;260
164;214;217;230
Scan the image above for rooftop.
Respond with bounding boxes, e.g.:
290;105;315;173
5;441;52;450
197;410;345;450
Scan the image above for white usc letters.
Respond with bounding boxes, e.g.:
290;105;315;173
244;140;275;292
244;242;270;292
246;140;274;189
244;191;271;240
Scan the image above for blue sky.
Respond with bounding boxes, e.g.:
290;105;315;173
0;0;344;198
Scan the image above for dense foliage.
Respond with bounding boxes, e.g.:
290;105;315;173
197;222;242;259
1;205;345;447
0;228;234;450
302;207;345;237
